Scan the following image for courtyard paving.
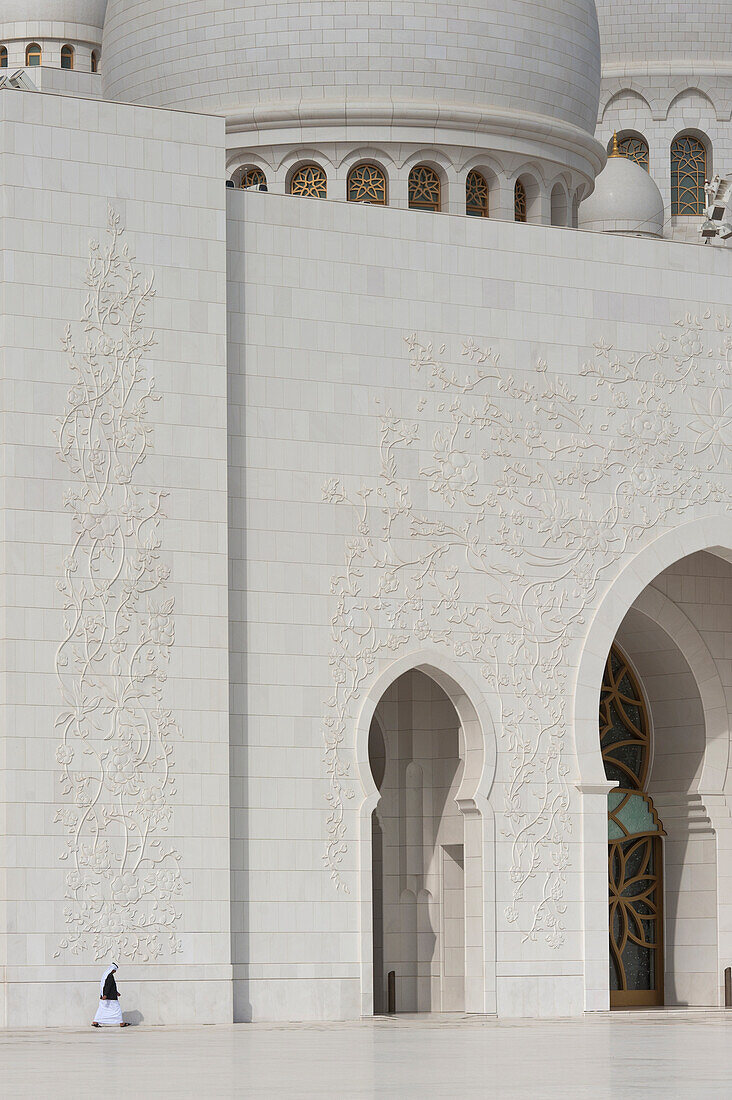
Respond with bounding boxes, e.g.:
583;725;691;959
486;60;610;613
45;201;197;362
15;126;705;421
1;1009;731;1097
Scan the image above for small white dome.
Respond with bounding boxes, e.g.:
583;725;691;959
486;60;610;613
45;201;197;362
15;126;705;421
579;147;664;237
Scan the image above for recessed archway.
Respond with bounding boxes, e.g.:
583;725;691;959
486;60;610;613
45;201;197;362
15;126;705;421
354;651;496;1016
575;520;732;1011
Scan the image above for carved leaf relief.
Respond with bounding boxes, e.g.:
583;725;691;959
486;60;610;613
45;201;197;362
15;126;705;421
54;210;183;963
323;316;730;946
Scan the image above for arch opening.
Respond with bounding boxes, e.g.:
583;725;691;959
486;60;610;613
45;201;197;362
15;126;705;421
363;663;492;1015
580;538;732;1011
550;183;569;226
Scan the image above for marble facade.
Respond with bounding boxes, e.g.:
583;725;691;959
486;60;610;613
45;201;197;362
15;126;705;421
2;0;732;1028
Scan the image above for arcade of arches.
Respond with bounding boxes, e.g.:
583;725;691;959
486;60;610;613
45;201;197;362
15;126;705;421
368;550;732;1014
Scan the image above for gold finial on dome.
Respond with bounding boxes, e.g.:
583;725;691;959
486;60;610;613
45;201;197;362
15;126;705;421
609;132;621;158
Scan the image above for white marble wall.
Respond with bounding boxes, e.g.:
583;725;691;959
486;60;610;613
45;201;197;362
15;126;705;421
0;89;230;1027
227;188;732;1019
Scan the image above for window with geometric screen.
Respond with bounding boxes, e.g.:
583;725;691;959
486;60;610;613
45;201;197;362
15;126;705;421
466;170;489;217
289;164;327;199
240;167;267;190
671;135;706;215
514;179;527;222
348;163;387;205
618;135;649;171
408;165;441;212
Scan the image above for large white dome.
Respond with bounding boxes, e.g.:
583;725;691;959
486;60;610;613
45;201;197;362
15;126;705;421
0;1;107;39
597;1;732;72
102;0;601;134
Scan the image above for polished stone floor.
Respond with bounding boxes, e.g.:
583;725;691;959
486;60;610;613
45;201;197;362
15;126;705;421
2;1010;731;1098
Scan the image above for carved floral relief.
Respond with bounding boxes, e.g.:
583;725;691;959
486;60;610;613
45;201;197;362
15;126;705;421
54;210;183;962
323;311;730;947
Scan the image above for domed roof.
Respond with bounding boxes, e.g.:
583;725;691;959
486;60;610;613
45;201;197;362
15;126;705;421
597;1;732;71
102;0;601;135
0;1;106;37
578;142;664;237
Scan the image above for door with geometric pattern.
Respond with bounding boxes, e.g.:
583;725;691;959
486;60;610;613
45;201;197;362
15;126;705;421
600;645;665;1007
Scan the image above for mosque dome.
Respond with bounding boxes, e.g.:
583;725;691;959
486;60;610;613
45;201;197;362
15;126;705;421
101;0;603;183
578;140;664;237
0;1;107;41
596;1;732;72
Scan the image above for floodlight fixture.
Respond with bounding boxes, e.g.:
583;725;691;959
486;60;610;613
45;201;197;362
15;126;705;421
700;173;732;240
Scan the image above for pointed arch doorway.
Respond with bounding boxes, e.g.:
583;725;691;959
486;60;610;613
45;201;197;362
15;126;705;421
361;660;494;1016
600;644;665;1007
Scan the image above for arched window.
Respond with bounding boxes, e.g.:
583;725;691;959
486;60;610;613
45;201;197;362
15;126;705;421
466;170;488;217
61;44;74;70
91;50;99;73
614;134;649;171
289;163;327;198
240;166;267;191
408;165;440;212
26;43;42;67
671;135;707;215
347;163;387;205
514;179;527;222
601;644;665;1007
0;47;7;69
550;184;568;227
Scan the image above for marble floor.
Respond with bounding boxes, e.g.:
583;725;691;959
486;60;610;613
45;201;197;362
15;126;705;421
1;1010;731;1098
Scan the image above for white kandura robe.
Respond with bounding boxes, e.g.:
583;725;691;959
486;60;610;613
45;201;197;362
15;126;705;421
94;964;124;1026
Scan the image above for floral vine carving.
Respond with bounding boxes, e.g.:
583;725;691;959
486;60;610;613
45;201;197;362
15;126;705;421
54;210;183;962
323;314;729;946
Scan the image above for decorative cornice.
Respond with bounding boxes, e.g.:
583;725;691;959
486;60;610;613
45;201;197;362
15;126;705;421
226;100;606;177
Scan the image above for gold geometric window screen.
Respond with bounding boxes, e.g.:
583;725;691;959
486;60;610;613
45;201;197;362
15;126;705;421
466;170;489;217
348;163;387;205
26;43;42;66
617;135;649;171
408;165;441;212
514;179;527;222
671;135;706;215
289;163;327;199
240;166;267;190
600;643;665;1007
61;44;74;69
0;46;7;68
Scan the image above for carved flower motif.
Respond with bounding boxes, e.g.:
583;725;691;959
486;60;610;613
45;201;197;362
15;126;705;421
111;872;142;906
95;906;126;934
630;409;670;447
138;785;170;824
629;466;658;495
106;745;141;796
65;870;82;892
688;387;732;465
422;433;479;505
78;841;111;875
156;869;180;898
80;501;119;542
144;604;174;647
56;744;74;766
